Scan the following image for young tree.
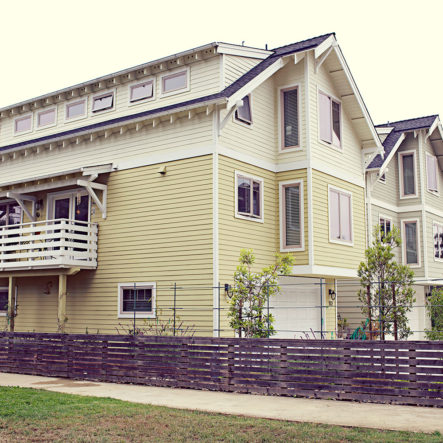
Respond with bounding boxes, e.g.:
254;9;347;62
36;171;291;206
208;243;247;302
227;249;295;338
358;226;415;340
425;287;443;340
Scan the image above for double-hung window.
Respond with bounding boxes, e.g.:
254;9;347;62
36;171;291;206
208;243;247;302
319;91;341;148
280;181;303;250
329;187;352;244
0;287;8;314
280;86;299;149
402;220;419;266
426;153;439;193
399;151;417;198
118;283;156;318
379;216;392;239
235;95;252;125
433;222;443;261
235;172;263;221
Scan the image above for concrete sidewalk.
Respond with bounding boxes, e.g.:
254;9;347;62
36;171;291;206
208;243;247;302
1;372;442;434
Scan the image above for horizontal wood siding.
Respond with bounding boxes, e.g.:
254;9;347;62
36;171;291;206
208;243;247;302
371;159;399;206
312;170;366;269
223;55;260;87
0;56;220;147
1;113;213;184
309;53;364;186
11;156;215;334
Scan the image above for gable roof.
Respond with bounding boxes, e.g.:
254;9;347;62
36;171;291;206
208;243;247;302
367;115;439;169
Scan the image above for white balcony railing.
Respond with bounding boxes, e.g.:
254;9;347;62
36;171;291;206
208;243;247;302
0;219;98;271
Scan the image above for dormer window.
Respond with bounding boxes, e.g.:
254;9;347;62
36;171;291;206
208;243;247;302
14;114;32;134
130;80;154;103
37;108;56;128
66;99;87;120
235;95;252;125
161;69;188;95
92;92;114;113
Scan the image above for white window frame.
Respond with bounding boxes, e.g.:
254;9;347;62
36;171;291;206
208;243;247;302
278;84;301;152
279;179;304;251
398;150;418;199
46;188;90;222
234;170;264;223
36;106;57;130
160;67;190;97
0;286;8;316
426;152;439;195
14;113;33;135
379;214;392;238
128;78;155;106
233;94;253;128
65;98;88;122
328;185;353;246
318;89;342;151
401;218;420;268
432;221;443;263
91;89;116;115
117;282;156;319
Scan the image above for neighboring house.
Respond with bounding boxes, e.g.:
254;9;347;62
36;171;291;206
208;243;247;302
338;116;443;339
0;32;390;338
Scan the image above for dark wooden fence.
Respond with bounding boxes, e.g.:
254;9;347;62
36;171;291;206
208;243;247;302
0;332;442;407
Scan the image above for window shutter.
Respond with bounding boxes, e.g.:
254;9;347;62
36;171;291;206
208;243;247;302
319;93;332;143
285;185;301;247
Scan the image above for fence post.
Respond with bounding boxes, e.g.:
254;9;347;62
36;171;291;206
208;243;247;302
378;278;382;340
218;282;221;338
133;282;137;336
173;283;176;337
266;284;270;338
320;278;323;339
367;284;372;340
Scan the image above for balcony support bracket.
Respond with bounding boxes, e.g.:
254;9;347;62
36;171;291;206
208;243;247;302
77;179;107;219
6;192;37;222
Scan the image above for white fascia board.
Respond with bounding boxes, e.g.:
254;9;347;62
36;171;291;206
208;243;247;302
0;98;227;156
332;45;384;156
227;57;287;110
216;43;271;59
377;132;406;176
426;116;441;141
376;126;394;135
314;35;336;59
291;265;358;279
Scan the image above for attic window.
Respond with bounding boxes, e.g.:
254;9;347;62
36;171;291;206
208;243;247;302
37;108;56;128
130;80;154;103
235;95;252;125
66;99;86;120
92;92;114;113
14;114;32;134
161;69;188;95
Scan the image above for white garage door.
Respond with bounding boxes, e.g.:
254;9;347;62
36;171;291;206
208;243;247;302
270;277;323;339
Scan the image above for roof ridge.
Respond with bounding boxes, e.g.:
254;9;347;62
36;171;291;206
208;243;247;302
376;114;438;128
271;32;335;52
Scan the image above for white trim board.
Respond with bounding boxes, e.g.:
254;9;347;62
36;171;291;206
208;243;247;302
371;199;443;219
291;265;358;279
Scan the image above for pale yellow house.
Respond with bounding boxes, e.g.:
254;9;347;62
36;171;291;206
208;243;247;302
0;33;384;338
338;115;443;339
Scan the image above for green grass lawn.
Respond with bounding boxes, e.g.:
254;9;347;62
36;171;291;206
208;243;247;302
0;387;441;442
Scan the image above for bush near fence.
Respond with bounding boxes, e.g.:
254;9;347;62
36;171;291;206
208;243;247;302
0;332;442;407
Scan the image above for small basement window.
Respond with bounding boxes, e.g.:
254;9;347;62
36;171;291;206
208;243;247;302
92;92;114;113
14;114;32;134
235;95;252;125
130;80;154;103
161;70;188;95
118;283;156;318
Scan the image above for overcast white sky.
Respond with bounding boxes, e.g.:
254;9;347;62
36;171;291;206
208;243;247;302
1;0;442;125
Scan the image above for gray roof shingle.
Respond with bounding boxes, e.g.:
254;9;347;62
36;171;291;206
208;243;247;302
368;115;439;169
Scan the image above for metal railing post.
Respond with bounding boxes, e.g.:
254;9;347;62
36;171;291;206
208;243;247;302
173;282;177;336
133;282;137;336
218;282;221;338
266;284;270;338
320;278;323;339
